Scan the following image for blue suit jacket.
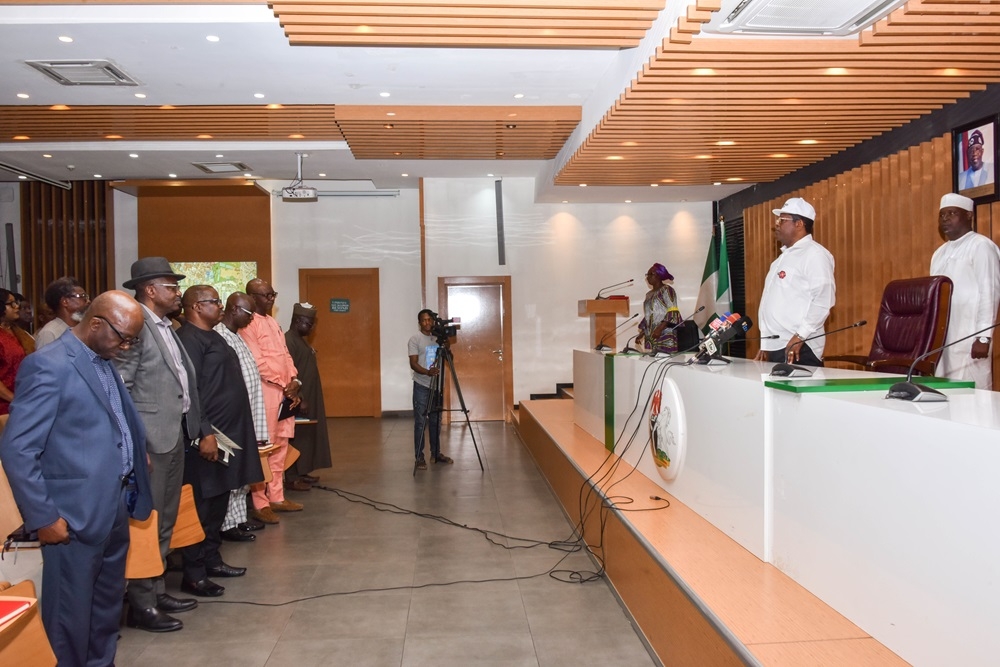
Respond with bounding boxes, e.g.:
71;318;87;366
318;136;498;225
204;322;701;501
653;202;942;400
0;330;153;545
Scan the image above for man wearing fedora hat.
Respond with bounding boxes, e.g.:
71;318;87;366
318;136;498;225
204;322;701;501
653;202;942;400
115;256;205;632
754;197;836;367
931;193;1000;389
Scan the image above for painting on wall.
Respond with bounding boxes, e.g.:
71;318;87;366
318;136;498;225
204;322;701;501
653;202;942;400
953;116;998;205
172;261;258;300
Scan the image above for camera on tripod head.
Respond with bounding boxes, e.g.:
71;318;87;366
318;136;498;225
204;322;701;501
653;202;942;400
428;311;461;342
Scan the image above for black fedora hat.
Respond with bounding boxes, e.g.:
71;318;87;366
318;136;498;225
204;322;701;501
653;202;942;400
122;257;186;290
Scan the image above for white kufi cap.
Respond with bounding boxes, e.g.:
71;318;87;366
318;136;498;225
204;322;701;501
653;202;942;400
939;193;974;212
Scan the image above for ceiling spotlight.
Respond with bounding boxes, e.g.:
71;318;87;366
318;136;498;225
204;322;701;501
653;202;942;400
562;200;568;204
196;134;212;139
513;93;524;99
94;174;102;178
105;134;122;139
505;124;517;129
379;92;391;98
393;151;402;156
206;35;220;42
383;124;394;129
42;154;52;158
17;176;26;180
579;183;587;187
318;173;327;177
625;200;632;203
650;183;659;187
13;135;29;140
254;93;265;99
58;36;73;43
266;103;282;109
288;134;305;139
129;153;139;158
713;182;721;186
215;154;224;158
716;140;735;146
16;93;29;99
386;112;396;116
134;93;146;99
168;173;177;178
401;173;408;177
244;173;252;178
487;173;494;177
799;139;818;145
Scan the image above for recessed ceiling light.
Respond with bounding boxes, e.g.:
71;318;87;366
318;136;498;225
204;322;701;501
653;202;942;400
266;104;282;109
770;153;791;158
383;124;393;129
606;156;624;161
825;67;848;75
693;68;716;76
713;182;721;186
386;112;395;116
726;177;743;182
13;135;29;140
51;105;69;110
622;141;638;147
695;154;713;159
58;36;73;43
17;176;26;180
288;133;305;139
661;179;676;183
318;173;327;177
105;134;122;139
129;153;139;158
625;200;632;203
16;93;29;99
134;93;146;99
393;151;402;156
513;93;524;99
42;154;52;158
215;154;224;158
579;183;587;187
716;140;735;146
487;173;494;177
168;173;177;178
401;173;408;177
379;92;391;98
497;151;505;156
505;124;517;129
254;93;265;99
244;173;252;178
206;35;220;42
799;139;818;145
94;174;102;178
197;134;212;139
650;183;658;187
562;200;568;204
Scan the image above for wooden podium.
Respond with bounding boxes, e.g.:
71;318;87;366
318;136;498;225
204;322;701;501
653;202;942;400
578;298;630;349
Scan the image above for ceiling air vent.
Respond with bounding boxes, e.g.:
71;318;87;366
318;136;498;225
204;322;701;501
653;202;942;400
24;59;140;86
712;0;906;36
192;162;253;175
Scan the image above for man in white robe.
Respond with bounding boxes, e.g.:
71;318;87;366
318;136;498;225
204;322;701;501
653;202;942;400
930;193;1000;389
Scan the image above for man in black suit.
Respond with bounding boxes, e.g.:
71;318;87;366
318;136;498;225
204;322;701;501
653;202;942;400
0;291;153;667
116;257;205;632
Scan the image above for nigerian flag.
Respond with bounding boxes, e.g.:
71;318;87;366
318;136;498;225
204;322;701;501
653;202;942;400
693;224;731;333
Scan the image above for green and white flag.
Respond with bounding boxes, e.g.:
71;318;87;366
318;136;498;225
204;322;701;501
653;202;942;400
693;224;731;333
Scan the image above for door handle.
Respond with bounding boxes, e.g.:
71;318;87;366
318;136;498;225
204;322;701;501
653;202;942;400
492;349;502;354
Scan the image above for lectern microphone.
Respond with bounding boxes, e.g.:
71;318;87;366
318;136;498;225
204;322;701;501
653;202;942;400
769;320;867;378
595;279;634;300
595;313;638;351
886;321;1000;402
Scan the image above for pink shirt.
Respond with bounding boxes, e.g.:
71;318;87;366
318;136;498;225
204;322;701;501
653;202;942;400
239;314;297;439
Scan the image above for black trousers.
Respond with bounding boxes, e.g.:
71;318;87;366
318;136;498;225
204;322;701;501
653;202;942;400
763;342;824;367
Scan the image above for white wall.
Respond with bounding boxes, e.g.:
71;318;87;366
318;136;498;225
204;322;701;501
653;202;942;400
422;178;713;401
111;178;714;411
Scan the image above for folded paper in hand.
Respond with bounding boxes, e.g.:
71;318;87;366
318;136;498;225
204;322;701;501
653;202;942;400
212;426;243;466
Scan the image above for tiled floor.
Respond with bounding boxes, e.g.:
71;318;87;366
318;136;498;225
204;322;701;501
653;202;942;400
117;416;658;667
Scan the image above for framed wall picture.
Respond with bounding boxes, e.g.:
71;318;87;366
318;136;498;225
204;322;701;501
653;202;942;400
952;115;998;205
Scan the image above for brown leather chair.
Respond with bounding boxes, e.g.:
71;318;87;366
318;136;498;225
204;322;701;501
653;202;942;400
826;275;953;376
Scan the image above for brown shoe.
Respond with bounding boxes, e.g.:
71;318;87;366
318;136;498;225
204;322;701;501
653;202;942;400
284;478;311;492
270;499;304;512
301;474;320;483
249;506;280;524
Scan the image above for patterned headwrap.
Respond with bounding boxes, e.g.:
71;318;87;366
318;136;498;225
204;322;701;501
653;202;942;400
649;263;674;281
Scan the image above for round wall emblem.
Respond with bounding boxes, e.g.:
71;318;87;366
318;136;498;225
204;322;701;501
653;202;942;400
649;377;687;481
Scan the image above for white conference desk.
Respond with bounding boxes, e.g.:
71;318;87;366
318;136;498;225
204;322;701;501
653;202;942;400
573;349;1000;667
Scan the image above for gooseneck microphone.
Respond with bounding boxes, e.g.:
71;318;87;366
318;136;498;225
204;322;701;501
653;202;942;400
595;279;634;300
769;319;868;377
669;305;705;330
595;313;638;351
886;321;1000;402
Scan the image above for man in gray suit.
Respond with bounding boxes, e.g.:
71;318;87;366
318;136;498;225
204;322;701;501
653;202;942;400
115;257;211;632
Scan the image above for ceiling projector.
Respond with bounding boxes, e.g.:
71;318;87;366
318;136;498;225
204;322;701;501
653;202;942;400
281;186;318;202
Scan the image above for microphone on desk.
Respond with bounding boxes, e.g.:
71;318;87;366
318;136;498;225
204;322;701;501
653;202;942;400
595;279;634;300
620;332;643;354
769;320;867;378
693;313;753;364
886;321;1000;402
595;313;638;351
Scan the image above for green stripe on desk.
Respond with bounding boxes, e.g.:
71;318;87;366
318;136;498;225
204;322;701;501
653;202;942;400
765;376;975;393
604;354;615;451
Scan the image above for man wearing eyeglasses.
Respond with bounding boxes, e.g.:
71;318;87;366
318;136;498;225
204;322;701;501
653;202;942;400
35;276;91;350
1;290;153;667
754;197;836;367
174;285;261;595
115;257;205;633
239;278;302;524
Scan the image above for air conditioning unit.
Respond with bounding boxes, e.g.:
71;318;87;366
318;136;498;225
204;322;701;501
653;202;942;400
709;0;906;36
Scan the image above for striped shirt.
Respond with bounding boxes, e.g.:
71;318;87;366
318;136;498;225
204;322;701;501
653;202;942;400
215;323;269;443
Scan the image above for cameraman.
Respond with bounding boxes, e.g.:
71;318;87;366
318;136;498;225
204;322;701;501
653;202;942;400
408;309;453;470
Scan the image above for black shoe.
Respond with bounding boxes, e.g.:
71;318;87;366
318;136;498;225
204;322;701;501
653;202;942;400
206;563;247;578
221;528;256;542
126;606;183;633
156;593;197;613
180;578;225;597
238;519;265;531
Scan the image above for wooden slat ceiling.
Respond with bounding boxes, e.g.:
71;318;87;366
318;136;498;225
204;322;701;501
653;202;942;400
555;0;1000;186
270;0;668;48
0;105;345;141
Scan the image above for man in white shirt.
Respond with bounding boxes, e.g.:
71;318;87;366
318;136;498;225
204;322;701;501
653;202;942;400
34;277;90;350
930;193;1000;389
754;197;836;367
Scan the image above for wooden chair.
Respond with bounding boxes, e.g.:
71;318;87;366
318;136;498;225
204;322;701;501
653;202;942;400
0;580;56;667
826;275;953;376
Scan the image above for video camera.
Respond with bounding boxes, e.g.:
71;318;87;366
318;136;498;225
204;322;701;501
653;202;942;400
428;311;461;342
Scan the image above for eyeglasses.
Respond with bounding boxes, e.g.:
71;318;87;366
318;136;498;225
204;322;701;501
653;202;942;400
249;291;277;300
67;292;89;300
237;306;255;317
154;283;181;292
95;315;141;348
197;298;223;306
4;300;18;309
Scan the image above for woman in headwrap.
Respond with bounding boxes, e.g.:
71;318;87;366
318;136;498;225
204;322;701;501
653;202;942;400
636;263;683;354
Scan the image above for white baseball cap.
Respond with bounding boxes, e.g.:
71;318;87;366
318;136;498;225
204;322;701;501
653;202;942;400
940;193;974;212
772;197;816;220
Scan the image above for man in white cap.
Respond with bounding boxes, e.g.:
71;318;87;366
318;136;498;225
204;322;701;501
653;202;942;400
930;193;1000;389
754;197;836;366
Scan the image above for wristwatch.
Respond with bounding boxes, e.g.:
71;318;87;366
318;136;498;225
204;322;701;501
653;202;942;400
977;337;991;344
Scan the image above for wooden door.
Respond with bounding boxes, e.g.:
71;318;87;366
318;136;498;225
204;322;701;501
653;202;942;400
299;268;381;417
439;276;513;422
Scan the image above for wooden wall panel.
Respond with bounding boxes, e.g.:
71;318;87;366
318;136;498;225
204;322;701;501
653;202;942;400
136;188;271;286
19;181;115;325
742;134;996;376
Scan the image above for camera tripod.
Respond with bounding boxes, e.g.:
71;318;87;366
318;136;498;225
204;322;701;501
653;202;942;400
414;341;484;476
